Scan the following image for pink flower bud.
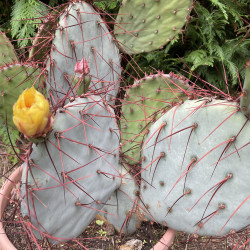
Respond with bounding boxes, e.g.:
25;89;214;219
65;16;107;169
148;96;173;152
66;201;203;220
74;58;89;75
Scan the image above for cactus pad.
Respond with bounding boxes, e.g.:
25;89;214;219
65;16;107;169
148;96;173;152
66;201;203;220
21;96;121;242
120;73;192;164
115;0;193;54
46;1;121;104
102;166;141;234
141;99;250;236
0;30;18;66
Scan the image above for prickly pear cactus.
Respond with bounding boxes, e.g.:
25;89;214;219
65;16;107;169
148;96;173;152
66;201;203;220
21;96;121;242
115;0;193;54
46;1;121;104
140;99;250;236
0;30;18;66
120;73;193;164
0;63;44;127
102;166;141;234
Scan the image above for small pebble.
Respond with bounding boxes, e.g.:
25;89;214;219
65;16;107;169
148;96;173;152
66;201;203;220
119;239;143;250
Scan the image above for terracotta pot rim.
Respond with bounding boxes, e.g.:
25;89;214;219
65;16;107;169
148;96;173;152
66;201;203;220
0;166;176;250
0;165;23;250
151;228;176;250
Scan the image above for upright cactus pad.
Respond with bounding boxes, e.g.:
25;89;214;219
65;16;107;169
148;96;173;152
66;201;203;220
0;63;44;127
120;73;192;164
102;166;141;234
240;60;250;116
0;30;18;66
140;99;250;236
115;0;193;54
21;96;121;242
29;14;58;62
46;1;121;104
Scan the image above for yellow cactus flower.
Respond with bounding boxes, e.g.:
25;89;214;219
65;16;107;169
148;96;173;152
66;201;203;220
13;87;51;138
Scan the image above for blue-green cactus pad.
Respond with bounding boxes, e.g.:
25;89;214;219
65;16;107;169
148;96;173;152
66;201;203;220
21;96;121;242
102;166;141;234
141;99;250;236
46;1;121;104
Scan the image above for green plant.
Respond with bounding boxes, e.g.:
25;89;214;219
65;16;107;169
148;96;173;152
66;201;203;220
123;0;250;92
182;1;250;90
96;220;104;226
97;229;107;236
94;0;120;12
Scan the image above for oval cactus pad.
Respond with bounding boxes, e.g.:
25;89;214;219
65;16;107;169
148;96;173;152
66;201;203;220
115;0;193;54
120;73;192;164
46;2;121;104
141;99;250;236
21;96;121;243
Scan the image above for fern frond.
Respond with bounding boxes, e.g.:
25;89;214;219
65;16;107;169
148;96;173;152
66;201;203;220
209;0;228;19
11;0;48;47
185;50;215;70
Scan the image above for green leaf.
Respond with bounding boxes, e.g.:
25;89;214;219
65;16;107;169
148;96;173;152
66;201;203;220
96;220;104;226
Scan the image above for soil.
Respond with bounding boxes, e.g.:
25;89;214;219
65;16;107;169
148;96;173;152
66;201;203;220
2;189;250;250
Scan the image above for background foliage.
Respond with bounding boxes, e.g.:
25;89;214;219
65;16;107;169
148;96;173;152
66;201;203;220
121;0;250;93
0;0;249;90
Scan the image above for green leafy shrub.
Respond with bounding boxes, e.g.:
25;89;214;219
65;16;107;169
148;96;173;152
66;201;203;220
183;1;250;91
